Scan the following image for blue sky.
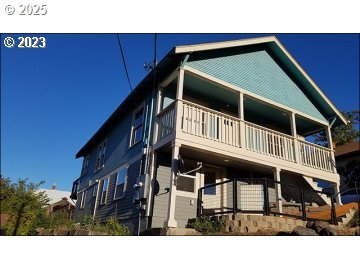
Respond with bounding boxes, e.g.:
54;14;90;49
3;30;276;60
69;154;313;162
1;34;359;191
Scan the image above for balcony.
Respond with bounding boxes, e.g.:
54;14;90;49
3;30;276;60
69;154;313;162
155;99;336;178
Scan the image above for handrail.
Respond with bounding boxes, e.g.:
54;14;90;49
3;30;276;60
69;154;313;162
297;139;334;152
182;99;241;122
244;121;294;140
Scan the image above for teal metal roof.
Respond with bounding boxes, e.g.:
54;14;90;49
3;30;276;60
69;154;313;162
186;48;327;123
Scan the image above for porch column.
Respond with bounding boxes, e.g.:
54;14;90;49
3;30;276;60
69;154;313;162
273;167;282;213
175;68;184;134
333;182;342;205
290;112;300;163
164;142;180;228
153;87;163;144
325;126;337;173
238;92;246;148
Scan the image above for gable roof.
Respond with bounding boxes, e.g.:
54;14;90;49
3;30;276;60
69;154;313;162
76;36;347;158
174;36;347;126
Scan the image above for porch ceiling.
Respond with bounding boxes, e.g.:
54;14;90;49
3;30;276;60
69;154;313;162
179;146;273;175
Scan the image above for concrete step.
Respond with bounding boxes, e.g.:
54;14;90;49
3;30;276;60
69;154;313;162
302;176;331;205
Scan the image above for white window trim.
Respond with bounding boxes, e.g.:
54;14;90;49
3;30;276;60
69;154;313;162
100;178;109;205
176;173;199;199
94;139;107;172
80;190;87;209
129;102;145;148
113;164;129;200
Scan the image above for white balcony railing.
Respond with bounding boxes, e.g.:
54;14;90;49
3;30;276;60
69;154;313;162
181;100;240;147
156;100;334;173
299;140;333;172
245;122;295;163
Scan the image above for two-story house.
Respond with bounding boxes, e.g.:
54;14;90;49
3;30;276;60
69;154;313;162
71;36;347;234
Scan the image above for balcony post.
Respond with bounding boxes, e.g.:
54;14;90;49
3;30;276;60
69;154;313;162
164;141;180;228
153;87;163;144
175;68;184;134
238;92;246;148
290;112;300;163
325;126;337;173
273;167;282;214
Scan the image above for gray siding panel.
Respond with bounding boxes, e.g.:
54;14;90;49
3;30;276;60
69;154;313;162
174;196;197;228
151;162;171;228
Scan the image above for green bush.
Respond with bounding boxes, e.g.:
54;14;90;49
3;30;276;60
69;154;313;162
188;217;225;235
105;217;131;236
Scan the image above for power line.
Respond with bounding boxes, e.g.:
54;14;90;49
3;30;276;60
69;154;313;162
116;34;133;92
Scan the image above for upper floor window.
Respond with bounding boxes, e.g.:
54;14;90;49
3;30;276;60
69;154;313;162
100;178;109;205
92;183;98;197
95;140;107;172
80;190;87;209
114;167;128;200
81;155;90;176
130;105;144;147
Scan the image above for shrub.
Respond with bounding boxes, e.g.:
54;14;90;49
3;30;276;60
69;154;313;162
105;217;131;236
188;217;225;235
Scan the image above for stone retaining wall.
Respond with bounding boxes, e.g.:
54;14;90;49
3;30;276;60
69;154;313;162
221;214;307;234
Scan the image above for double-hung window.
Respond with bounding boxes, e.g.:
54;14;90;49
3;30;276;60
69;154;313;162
81;155;90;176
114;167;128;199
80;190;87;209
100;178;109;204
130;105;144;147
95;140;107;172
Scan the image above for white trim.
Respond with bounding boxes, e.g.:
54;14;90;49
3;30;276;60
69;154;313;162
129;102;145;148
176;173;197;198
175;36;346;125
183;65;330;127
113;164;129;200
175;36;277;54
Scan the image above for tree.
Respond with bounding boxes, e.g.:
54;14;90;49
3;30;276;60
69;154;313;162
314;110;360;147
0;176;49;235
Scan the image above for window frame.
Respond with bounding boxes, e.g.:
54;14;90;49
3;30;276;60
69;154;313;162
100;177;109;205
129;103;145;148
92;182;98;198
113;165;128;200
176;173;199;199
80;190;87;209
94;139;107;172
81;155;90;176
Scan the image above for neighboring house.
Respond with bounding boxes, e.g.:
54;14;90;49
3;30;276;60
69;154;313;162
71;36;347;234
39;185;75;220
334;141;360;203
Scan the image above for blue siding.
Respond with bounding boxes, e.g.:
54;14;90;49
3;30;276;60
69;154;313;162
186;50;327;122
